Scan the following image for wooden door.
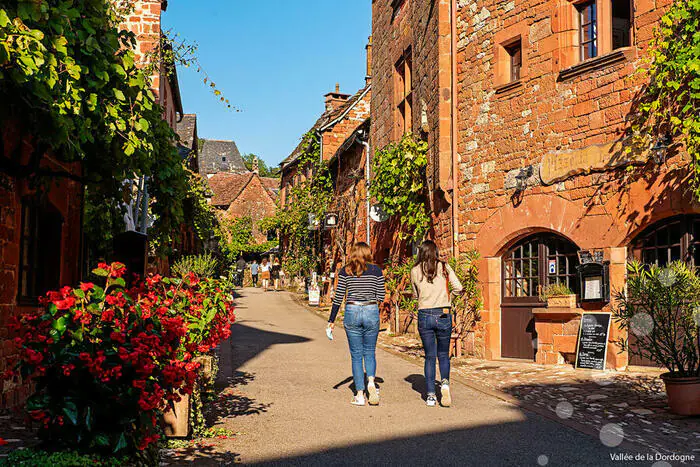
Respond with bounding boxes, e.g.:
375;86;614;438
501;235;580;360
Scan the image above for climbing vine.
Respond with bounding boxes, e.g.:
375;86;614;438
215;216;276;265
369;133;430;240
266;132;333;277
632;0;700;196
0;1;190;254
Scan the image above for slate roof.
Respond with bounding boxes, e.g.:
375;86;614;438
199;139;246;176
208;172;255;207
176;114;197;149
280;84;370;170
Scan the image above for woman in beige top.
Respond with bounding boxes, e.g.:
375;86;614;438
411;240;463;407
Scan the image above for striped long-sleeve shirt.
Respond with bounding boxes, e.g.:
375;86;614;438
329;264;386;323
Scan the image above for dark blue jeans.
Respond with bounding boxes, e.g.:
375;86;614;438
418;308;452;395
344;304;380;392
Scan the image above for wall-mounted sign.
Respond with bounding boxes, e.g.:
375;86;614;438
548;259;557;275
324;213;339;229
575;312;612;371
308;213;320;231
370;204;389;223
540;139;648;186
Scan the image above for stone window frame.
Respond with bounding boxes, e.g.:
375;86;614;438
555;0;636;76
494;23;529;94
394;47;413;139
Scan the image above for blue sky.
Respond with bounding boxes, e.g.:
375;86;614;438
164;1;371;167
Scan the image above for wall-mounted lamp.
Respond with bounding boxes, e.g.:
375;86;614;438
651;134;673;165
514;166;534;193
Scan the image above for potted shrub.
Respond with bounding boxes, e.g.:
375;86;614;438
539;283;576;308
613;261;700;416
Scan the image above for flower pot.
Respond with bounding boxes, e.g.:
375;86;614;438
547;294;577;309
660;373;700;416
163;393;190;438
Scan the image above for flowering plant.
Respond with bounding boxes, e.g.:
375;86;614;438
7;263;235;457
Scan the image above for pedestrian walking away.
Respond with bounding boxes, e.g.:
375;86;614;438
327;242;385;406
260;258;271;291
271;259;281;291
236;256;247;287
250;260;259;287
411;240;463;407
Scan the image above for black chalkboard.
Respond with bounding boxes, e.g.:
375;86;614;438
575;312;612;371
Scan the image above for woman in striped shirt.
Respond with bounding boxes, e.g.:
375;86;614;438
328;242;386;406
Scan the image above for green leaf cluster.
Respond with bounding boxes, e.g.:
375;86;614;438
215;216;277;265
369;133;430;240
633;0;700;196
0;1;189;253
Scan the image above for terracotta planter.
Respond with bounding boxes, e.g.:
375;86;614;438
547;294;577;309
660;373;700;416
163;393;190;438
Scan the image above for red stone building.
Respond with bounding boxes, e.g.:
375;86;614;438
208;172;279;244
372;0;686;369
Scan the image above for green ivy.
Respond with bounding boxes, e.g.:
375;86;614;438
268;132;333;277
633;0;700;196
369;133;430;240
0;1;188;253
216;216;276;264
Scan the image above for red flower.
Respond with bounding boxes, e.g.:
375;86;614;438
80;282;95;292
0;438;7;446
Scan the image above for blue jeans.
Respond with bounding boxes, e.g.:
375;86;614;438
418;308;452;395
343;304;380;392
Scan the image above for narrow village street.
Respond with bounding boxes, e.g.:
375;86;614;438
167;288;643;466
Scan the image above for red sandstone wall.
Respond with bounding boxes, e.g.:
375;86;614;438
224;176;278;244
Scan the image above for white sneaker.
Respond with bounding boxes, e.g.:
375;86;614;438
351;394;366;406
440;380;452;407
426;394;437;407
367;383;380;406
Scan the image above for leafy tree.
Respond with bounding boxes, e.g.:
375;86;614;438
215;216;276;265
242;153;280;178
633;0;700;196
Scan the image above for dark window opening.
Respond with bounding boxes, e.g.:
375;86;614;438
391;0;406;22
18;201;63;303
612;0;632;49
633;216;700;267
395;49;413;138
267;230;277;242
222;157;227;162
578;1;598;60
505;40;522;82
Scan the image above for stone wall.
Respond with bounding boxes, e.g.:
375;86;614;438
223;175;278;244
371;0;454;254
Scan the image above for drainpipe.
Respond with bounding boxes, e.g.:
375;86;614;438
360;135;371;245
450;0;460;258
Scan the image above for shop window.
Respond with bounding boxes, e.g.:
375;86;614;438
578;1;598;60
632;216;700;267
505;40;522;82
18;200;63;303
503;234;580;300
394;49;413;139
612;0;632;50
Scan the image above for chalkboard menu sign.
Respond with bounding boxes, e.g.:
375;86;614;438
575;312;612;371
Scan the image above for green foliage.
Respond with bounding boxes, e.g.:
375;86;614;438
172;252;219;279
370;133;430;240
0;449;127;467
449;252;483;341
242;153;280;178
184;170;217;244
633;0;700;196
0;1;188;255
538;282;575;302
271;132;332;277
384;259;418;322
613;261;700;377
216;216;276;264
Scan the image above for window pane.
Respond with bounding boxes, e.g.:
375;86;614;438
612;0;632;49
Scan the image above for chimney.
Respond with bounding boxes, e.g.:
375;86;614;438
252;156;259;174
365;36;372;85
324;83;351;112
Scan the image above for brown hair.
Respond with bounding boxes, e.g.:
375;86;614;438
346;242;373;277
415;240;447;284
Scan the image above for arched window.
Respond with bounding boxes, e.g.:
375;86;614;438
503;234;580;300
631;215;700;267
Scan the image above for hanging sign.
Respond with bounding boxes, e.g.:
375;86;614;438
575;312;612;371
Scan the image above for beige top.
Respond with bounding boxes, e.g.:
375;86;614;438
411;262;464;310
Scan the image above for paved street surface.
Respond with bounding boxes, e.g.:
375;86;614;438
173;287;651;467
